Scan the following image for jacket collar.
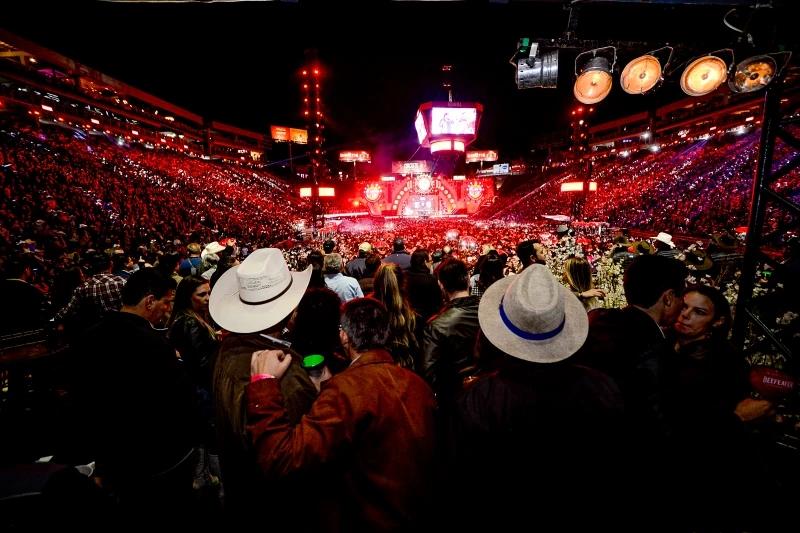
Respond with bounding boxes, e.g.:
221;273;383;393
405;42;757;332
627;306;666;339
348;349;394;370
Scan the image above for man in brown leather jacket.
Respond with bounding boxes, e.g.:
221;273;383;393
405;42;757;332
247;298;437;532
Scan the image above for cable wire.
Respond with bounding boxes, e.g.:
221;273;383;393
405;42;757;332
723;8;744;33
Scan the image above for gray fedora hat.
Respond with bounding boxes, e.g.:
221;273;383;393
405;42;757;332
478;264;589;363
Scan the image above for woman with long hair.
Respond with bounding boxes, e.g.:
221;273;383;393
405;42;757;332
670;284;755;516
472;250;505;299
673;285;748;410
563;256;605;311
371;263;421;371
167;275;220;489
306;250;326;288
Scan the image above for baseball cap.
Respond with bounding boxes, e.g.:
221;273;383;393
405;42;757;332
359;242;372;252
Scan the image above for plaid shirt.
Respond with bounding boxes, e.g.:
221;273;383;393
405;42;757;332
54;273;127;320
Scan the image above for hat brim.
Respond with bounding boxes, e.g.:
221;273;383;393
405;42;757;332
652;238;676;248
201;245;226;259
478;276;589;364
711;238;737;251
686;257;714;271
209;265;312;334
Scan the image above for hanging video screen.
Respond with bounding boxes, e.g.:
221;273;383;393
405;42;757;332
430;107;477;135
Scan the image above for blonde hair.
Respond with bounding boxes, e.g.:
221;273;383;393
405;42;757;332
564;257;593;293
372;263;417;369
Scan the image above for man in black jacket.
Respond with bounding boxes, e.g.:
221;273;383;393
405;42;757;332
0;254;50;335
69;268;201;523
384;237;412;271
345;241;371;280
421;259;479;409
572;254;687;440
446;264;624;530
571;254;688;522
405;249;443;323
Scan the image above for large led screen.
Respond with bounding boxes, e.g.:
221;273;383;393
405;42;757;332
430;107;477;135
414;111;427;144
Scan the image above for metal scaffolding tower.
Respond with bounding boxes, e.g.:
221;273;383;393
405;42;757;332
731;67;800;362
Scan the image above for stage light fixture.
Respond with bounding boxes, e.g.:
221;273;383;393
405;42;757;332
620;47;673;96
515;42;559;89
729;54;778;93
680;50;731;96
574;47;616;105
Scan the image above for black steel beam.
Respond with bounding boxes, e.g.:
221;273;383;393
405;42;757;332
776;126;800;155
763;188;800;218
769;153;800;183
732;80;783;348
744;308;794;358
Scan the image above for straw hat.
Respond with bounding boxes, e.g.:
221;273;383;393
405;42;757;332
209;248;311;334
478;264;588;363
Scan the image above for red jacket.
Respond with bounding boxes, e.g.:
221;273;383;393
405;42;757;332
247;349;437;532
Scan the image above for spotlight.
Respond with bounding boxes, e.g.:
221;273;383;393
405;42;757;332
729;54;778;93
515;42;559;89
680;50;731;96
574;47;616;105
620;47;673;95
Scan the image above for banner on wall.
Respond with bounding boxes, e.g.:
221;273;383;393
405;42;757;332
466;150;498;163
340;150;371;162
271;126;308;144
391;160;431;174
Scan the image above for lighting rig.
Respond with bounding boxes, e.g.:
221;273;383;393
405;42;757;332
303;48;325;235
513;3;791;103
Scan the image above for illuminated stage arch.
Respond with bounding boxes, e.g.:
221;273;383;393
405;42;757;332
357;176;494;217
393;177;458;216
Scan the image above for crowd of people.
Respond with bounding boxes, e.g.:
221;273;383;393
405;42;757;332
481;126;800;240
1;112;798;530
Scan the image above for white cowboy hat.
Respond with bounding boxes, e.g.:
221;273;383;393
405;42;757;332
478;264;588;363
201;241;226;259
651;232;676;248
209;248;311;334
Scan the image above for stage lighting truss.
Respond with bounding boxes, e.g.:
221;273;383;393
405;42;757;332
517;35;789;101
515;41;559;89
679;49;733;97
620;46;673;96
574;46;616;105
